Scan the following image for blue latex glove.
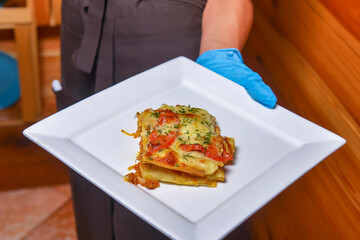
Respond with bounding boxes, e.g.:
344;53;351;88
196;48;277;108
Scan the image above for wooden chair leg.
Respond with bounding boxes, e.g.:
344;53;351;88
14;23;41;122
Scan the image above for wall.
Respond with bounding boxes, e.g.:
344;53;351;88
242;0;360;239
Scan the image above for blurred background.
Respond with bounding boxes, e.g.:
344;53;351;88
0;0;359;239
0;0;75;239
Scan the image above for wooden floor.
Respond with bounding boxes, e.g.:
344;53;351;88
0;184;76;240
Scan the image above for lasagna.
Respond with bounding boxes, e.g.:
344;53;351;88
123;105;235;189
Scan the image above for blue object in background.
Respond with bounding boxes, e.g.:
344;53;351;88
0;51;20;110
196;48;277;108
0;0;8;7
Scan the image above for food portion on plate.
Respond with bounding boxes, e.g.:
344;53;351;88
123;104;235;189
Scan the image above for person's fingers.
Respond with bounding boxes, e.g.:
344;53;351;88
244;78;277;108
230;66;277;108
196;49;277;108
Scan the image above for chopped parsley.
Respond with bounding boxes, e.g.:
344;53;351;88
182;117;193;126
201;120;212;127
182;153;193;160
151;112;160;118
204;131;212;145
178;108;186;114
188;108;199;113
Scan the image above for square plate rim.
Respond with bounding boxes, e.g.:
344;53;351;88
23;56;346;240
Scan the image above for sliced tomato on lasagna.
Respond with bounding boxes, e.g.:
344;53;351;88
123;105;235;189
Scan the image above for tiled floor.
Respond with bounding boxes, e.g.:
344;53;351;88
0;185;77;240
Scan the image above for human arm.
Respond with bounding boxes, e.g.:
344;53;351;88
197;0;277;108
200;0;253;54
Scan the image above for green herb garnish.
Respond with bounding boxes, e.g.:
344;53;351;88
178;108;186;113
188;108;199;113
204;131;212;145
151;112;160;118
182;153;193;160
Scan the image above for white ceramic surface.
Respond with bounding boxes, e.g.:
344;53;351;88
24;57;345;240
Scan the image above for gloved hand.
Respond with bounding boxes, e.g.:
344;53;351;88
196;48;277;108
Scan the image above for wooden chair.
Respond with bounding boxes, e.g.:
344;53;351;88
0;0;41;122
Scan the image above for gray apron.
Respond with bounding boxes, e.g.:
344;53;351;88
58;0;206;239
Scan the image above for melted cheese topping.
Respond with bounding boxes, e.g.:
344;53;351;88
136;105;234;177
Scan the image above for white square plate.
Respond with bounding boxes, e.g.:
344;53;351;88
24;57;345;240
